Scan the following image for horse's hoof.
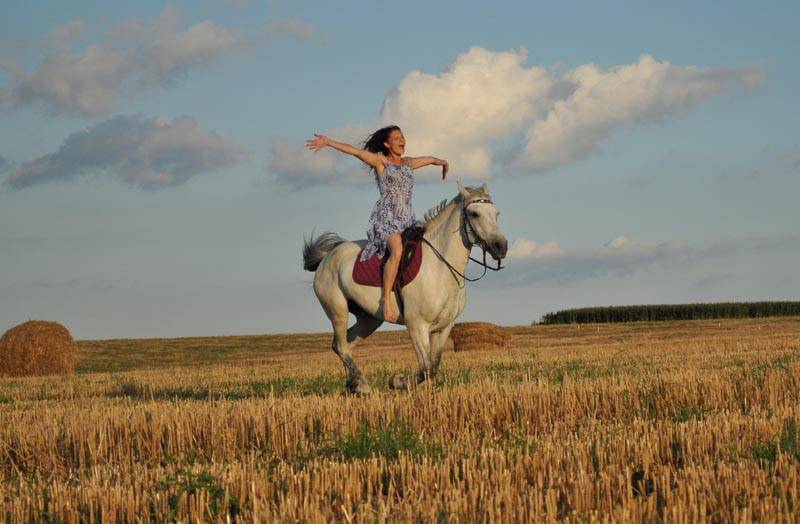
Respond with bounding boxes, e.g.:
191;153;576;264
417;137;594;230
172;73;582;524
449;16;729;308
354;382;372;395
346;381;372;396
388;374;410;391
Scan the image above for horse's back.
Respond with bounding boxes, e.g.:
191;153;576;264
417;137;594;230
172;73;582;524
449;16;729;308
314;239;388;317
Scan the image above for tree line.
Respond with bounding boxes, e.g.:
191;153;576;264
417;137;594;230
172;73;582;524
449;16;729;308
538;301;800;325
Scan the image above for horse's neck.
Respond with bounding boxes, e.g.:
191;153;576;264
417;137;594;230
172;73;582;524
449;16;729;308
426;202;470;275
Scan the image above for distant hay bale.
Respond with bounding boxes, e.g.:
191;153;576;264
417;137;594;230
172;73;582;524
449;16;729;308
450;322;511;352
0;320;76;377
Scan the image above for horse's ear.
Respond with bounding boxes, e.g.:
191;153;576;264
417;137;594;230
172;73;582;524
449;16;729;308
479;182;489;195
457;181;470;200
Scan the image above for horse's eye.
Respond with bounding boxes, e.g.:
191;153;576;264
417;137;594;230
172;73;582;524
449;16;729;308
469;211;479;218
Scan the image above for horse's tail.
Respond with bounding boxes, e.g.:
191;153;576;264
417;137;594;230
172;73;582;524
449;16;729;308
302;231;348;272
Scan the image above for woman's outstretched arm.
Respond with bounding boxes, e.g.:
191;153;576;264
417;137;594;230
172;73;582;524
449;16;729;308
306;133;385;169
406;156;449;179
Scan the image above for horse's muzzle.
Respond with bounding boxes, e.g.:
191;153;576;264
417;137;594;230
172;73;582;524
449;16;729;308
488;237;508;261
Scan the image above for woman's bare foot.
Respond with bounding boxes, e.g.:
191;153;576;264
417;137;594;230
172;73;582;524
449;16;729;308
383;300;398;322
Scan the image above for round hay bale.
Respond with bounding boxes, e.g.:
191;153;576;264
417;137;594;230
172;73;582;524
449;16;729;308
450;322;511;352
0;320;76;377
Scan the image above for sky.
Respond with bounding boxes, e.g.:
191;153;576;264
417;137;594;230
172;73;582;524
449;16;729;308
1;0;798;340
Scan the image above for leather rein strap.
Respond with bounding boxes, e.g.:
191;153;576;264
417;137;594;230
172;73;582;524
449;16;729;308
420;198;504;288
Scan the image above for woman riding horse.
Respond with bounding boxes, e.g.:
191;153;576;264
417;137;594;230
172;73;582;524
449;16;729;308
306;126;449;322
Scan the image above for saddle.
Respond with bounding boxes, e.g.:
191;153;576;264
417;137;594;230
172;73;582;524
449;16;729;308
352;224;426;316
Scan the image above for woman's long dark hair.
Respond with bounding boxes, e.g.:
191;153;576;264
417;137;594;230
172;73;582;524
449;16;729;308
362;125;401;155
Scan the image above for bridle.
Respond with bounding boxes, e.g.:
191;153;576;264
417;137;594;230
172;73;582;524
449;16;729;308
420;197;505;288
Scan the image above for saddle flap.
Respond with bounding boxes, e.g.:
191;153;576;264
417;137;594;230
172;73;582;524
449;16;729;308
352;224;426;288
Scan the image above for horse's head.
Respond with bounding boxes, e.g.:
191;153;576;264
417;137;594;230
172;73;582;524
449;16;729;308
458;182;508;261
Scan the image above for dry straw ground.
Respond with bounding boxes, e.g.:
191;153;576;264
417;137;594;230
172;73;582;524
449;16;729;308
0;320;76;377
0;318;799;522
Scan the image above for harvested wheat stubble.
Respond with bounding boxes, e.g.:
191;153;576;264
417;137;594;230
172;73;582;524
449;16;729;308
0;320;76;377
0;318;799;521
450;321;511;352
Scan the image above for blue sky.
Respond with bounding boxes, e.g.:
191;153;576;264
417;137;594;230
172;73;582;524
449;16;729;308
1;0;798;339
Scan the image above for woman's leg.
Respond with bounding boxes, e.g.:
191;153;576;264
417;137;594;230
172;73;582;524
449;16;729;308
382;232;403;322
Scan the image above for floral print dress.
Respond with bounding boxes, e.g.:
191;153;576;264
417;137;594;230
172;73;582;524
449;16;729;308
359;161;416;262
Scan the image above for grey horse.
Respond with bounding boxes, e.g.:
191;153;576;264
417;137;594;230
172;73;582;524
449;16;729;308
302;182;508;394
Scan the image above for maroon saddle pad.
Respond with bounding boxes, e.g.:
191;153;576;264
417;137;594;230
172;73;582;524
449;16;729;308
352;237;424;288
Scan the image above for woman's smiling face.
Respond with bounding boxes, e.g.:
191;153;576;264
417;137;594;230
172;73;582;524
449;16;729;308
383;129;405;156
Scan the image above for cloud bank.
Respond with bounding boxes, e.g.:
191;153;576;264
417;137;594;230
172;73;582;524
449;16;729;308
502;233;800;287
3;113;247;190
0;8;317;117
521;56;762;169
507;237;563;259
503;235;687;285
269;123;374;189
270;46;762;188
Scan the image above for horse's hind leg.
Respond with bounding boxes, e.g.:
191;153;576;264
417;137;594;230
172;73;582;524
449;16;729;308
347;311;383;348
339;314;383;394
319;293;376;395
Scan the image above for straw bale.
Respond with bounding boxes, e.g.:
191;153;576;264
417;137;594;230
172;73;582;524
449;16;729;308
450;322;511;352
0;320;76;377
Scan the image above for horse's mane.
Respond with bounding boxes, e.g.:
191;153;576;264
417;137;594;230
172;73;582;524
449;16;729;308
422;196;463;231
423;199;449;223
423;185;488;230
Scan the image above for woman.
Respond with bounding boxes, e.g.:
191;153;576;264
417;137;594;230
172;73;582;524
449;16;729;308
306;125;449;322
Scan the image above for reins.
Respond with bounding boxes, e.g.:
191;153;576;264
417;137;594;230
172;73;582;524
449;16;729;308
420;197;504;288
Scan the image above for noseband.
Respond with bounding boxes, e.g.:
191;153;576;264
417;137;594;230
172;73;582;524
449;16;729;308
420;197;505;288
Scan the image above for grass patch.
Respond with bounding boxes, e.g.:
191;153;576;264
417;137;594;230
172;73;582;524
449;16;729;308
751;440;778;465
158;469;240;521
673;403;711;423
247;375;341;397
743;353;797;383
549;359;604;383
436;367;475;387
434;359;613;388
109;374;342;401
318;421;441;461
750;419;800;466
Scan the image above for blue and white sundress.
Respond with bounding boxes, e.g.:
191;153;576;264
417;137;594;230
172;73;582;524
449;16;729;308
359;161;417;262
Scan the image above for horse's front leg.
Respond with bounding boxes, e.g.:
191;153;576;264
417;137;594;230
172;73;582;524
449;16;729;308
428;323;454;377
389;322;432;390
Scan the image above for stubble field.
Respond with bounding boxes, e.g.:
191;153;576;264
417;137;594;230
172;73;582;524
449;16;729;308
1;317;799;522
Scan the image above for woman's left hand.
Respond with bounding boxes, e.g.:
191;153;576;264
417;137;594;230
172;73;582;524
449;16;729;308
434;158;449;179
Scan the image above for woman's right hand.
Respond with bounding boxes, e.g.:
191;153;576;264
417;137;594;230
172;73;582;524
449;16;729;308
306;133;329;152
305;135;381;169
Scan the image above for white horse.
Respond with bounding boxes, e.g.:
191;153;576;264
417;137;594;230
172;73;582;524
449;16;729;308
302;182;508;393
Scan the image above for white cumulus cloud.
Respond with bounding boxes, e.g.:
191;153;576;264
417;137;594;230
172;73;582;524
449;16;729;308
268;46;762;188
43;20;86;50
3;113;247;190
132;7;247;88
0;7;316;117
264;18;320;42
507;238;563;259
501;235;687;285
522;55;763;169
269;123;375;189
1;42;128;116
379;46;555;178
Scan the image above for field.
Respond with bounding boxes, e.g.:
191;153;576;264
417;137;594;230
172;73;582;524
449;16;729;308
1;317;799;522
